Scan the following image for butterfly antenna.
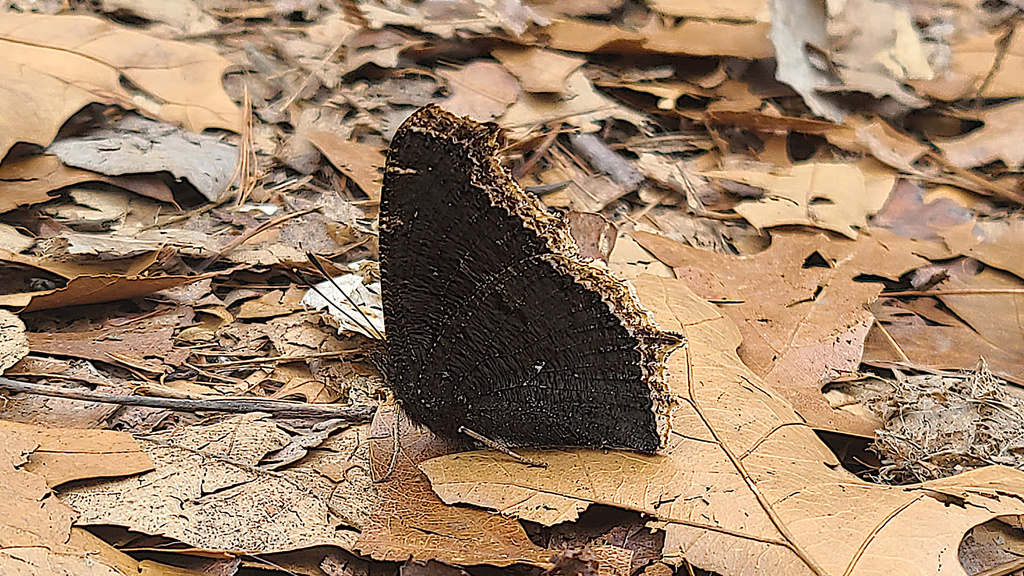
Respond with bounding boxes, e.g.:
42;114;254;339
304;252;386;341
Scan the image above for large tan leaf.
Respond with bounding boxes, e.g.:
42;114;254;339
420;275;1024;576
0;273;203;313
630;230;926;435
701;160;896;239
0;13;241;160
912;27;1024;100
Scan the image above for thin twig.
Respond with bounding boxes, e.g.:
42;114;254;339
874;322;913;365
883;288;1024;297
275;38;346;114
0;377;375;421
190;349;359;368
195;207;317;271
513;129;560;179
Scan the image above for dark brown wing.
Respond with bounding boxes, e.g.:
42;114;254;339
379;105;683;452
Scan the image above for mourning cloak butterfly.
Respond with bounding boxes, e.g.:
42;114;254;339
379;105;684;453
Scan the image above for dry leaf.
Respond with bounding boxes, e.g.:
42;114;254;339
646;0;768;21
308;131;385;201
0;225;34;254
865;299;1024;385
0;311;28;374
26;321;189;375
301;272;385;339
0;12;241;160
826;116;931;174
440;61;521;121
542;18;773;59
630;229;926;435
419;275;1024;576
936;100;1024;170
500;71;648;133
55;228;217;260
236;288;301;320
0;420;153;487
359;0;546;39
912;28;1024;100
355;404;550;566
0;428;78;549
491;47;586;93
97;0;219;35
48;115;240;202
59;414;367;554
0;423;202;576
0;359;127;428
769;0;929;122
703;161;896;239
340;28;413;75
607;233;674;280
938;267;1024;358
868;181;973;250
0;248;160;280
0;274;204;313
939;218;1024;280
0;155;175;215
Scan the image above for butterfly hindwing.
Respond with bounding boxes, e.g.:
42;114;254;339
379;105;683;452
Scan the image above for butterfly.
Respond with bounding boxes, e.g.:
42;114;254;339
378;105;684;453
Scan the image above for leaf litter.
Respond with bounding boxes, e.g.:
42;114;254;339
1;0;1024;575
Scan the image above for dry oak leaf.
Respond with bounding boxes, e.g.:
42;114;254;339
912;27;1024;100
0;310;28;374
500;70;649;134
0;155;129;215
647;0;768;21
59;414;366;554
630;229;926;435
541;18;773;59
0;273;209;313
936;100;1024;171
308;132;385;201
825;116;930;175
491;46;586;93
26;322;190;376
0;420;153;488
355;403;550;566
440;60;522;121
0;154;175;215
0;248;161;281
0;13;241;161
864;299;1024;385
702;160;896;239
936;267;1024;359
420;275;1024;576
0;423;197;576
939;218;1024;281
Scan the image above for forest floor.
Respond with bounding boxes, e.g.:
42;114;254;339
1;1;1024;575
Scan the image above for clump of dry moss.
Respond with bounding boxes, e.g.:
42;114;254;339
865;360;1024;483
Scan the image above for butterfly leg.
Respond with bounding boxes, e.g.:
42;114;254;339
458;426;548;468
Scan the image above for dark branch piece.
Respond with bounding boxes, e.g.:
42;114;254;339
0;377;376;421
